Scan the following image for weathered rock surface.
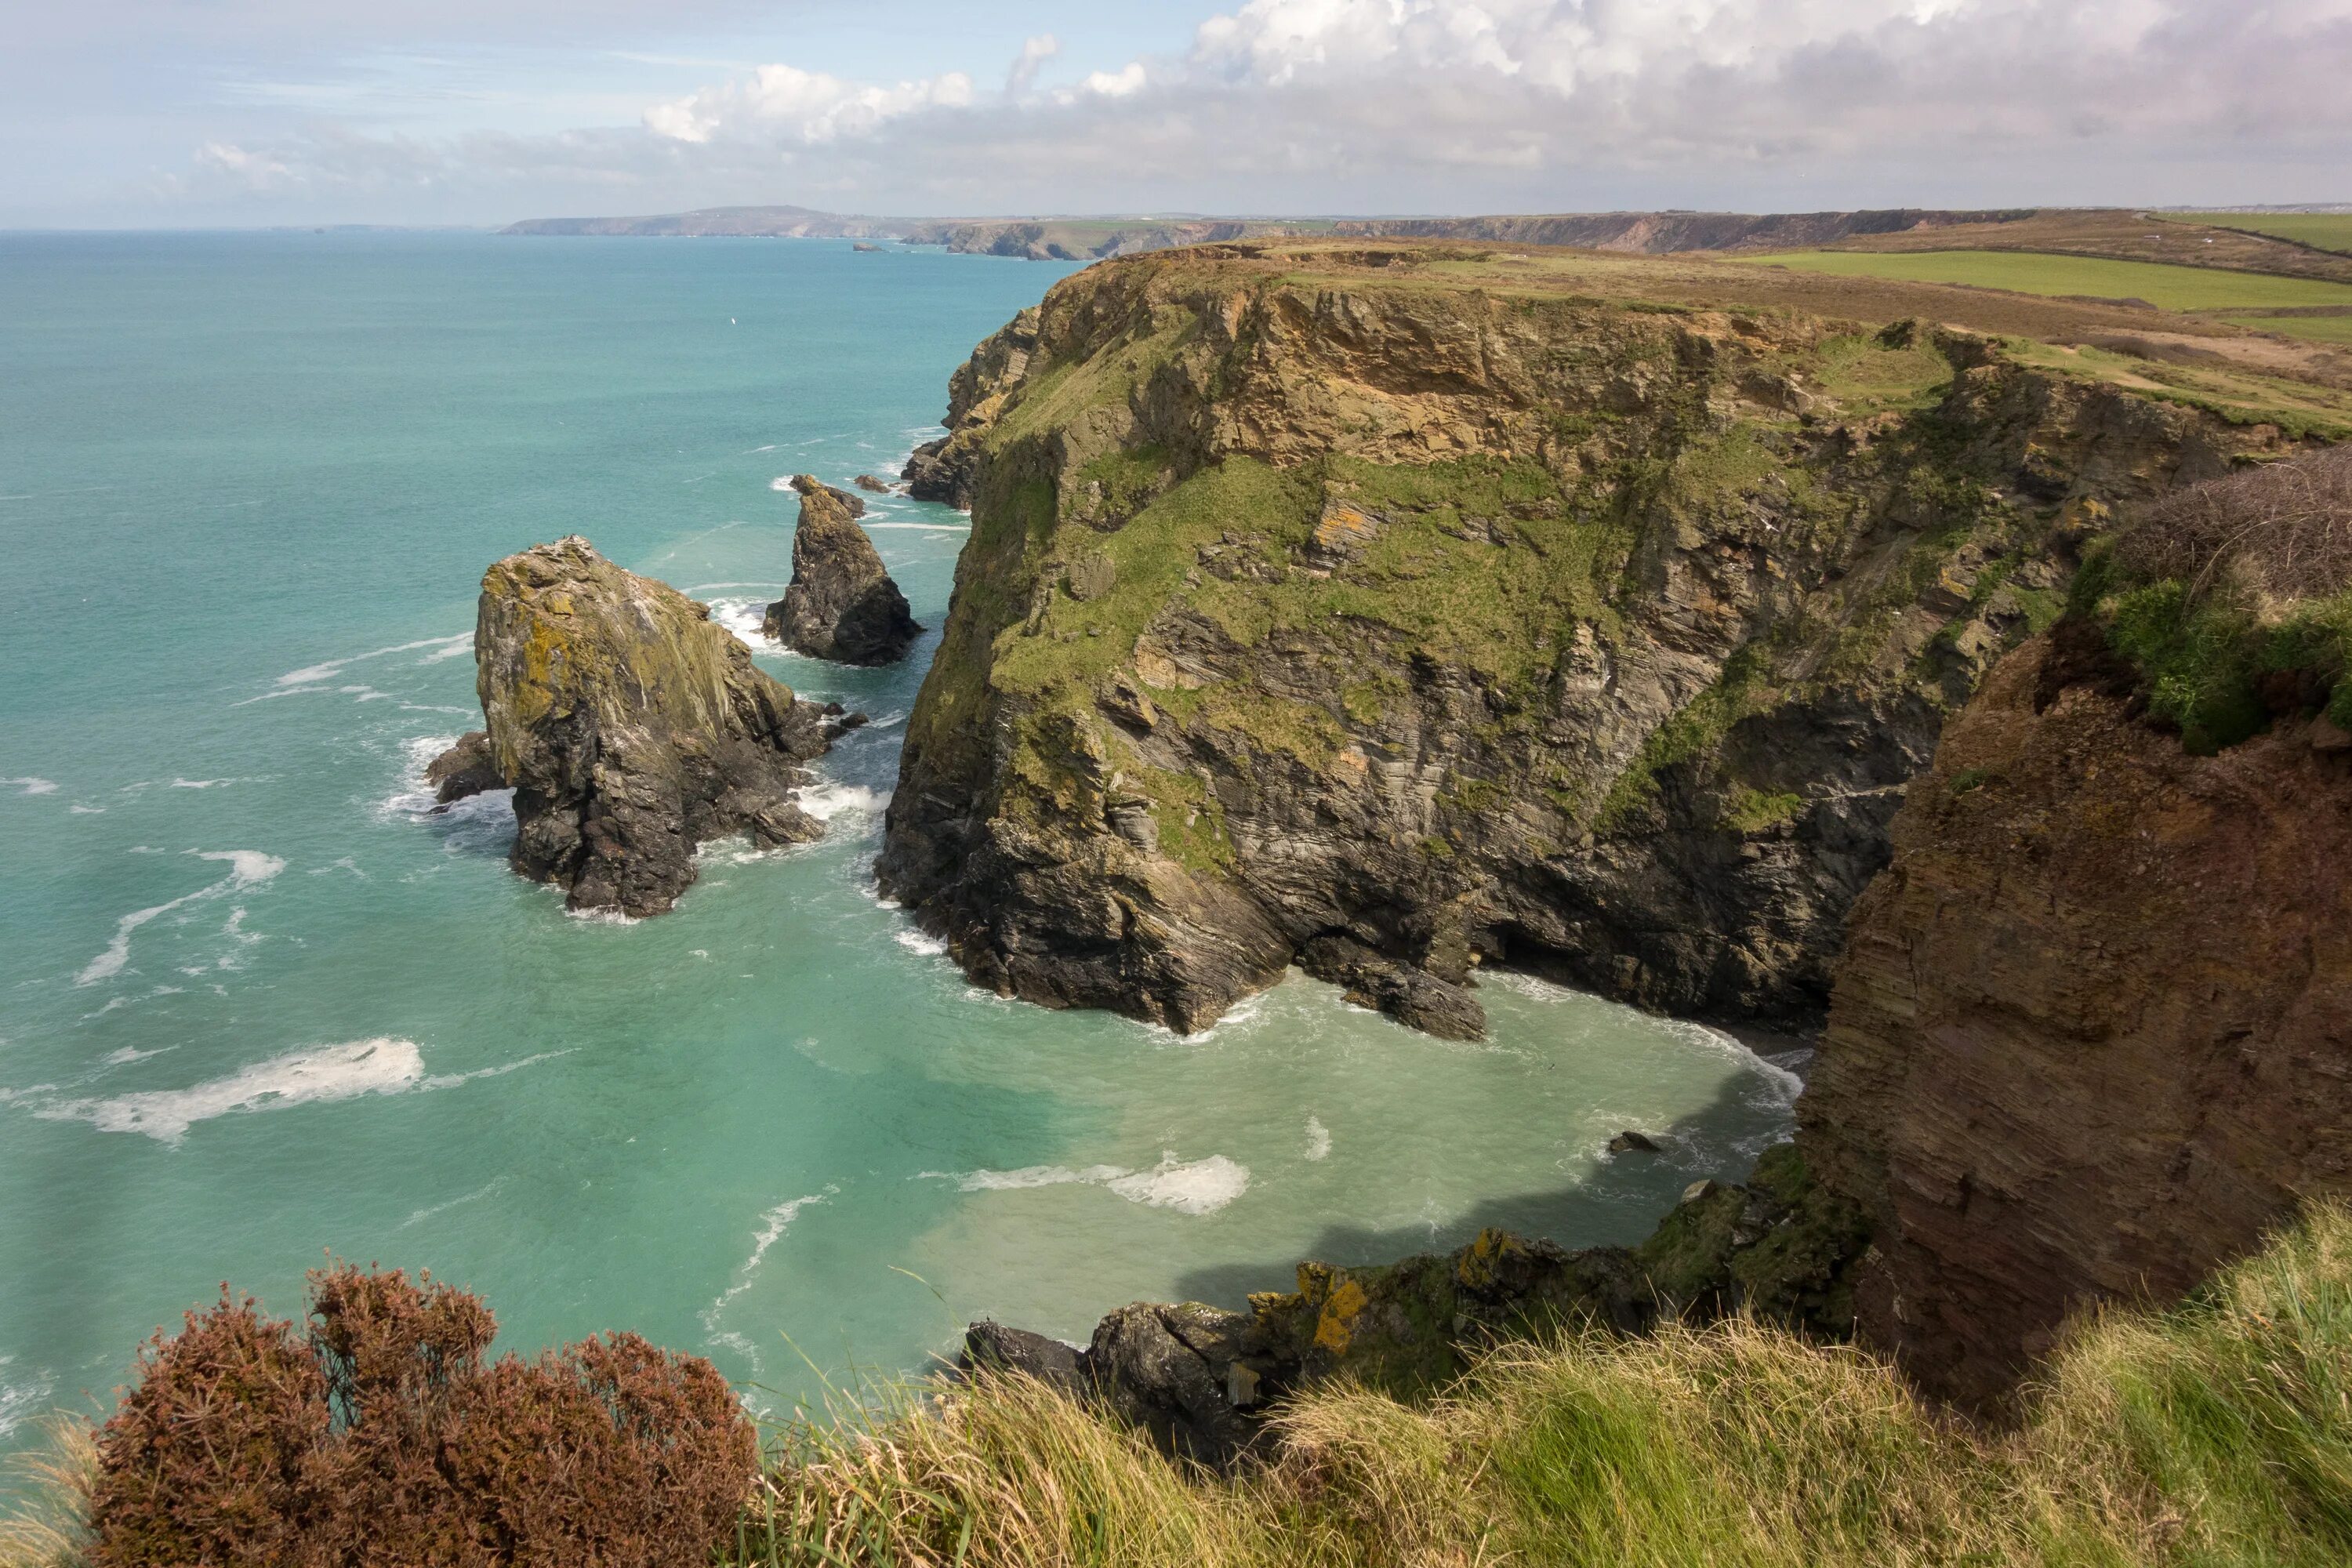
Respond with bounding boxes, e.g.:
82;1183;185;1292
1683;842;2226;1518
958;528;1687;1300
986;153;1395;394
763;476;920;666
425;730;503;804
437;536;837;916
960;1142;1867;1467
879;244;2295;1037
1802;622;2352;1407
852;474;891;493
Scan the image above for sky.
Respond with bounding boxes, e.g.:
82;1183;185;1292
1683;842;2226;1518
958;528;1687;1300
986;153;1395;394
5;0;2350;229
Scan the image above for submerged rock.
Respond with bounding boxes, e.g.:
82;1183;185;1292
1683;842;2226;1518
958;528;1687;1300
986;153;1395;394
437;535;837;917
763;476;921;666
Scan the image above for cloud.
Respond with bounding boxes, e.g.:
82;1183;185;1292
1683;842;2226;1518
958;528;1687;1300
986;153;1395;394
1006;34;1060;96
151;0;2352;221
644;62;974;146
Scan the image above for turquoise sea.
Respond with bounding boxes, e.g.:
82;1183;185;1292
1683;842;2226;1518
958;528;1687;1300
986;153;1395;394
0;231;1799;1458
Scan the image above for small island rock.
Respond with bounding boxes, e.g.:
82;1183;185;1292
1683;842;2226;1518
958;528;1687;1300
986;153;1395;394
764;475;921;666
432;535;839;917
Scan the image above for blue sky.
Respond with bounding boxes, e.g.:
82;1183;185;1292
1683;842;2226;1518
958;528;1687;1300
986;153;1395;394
7;1;2350;228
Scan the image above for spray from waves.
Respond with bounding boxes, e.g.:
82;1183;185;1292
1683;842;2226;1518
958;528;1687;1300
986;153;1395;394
380;735;515;852
1305;1116;1333;1162
0;1356;55;1442
923;1152;1250;1217
699;1187;839;1368
893;928;948;957
399;1175;510;1229
74;850;286;986
797;781;890;823
706;597;775;647
2;777;58;796
16;1038;568;1145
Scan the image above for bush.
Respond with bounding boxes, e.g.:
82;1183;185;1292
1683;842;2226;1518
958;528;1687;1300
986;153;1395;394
85;1265;755;1568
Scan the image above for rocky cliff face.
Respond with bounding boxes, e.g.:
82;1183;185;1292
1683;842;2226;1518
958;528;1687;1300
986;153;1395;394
1802;465;2352;1407
443;536;841;916
764;476;920;666
877;244;2292;1036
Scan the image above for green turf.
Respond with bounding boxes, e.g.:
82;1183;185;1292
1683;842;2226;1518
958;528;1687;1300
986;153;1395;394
1741;249;2352;313
2182;213;2352;257
2230;311;2352;345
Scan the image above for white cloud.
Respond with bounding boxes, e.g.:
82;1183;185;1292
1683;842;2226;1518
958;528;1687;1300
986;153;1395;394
644;62;975;146
152;1;2352;222
1080;62;1149;98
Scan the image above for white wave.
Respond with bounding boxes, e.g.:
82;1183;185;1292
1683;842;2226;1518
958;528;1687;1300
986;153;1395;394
893;928;947;957
230;684;332;706
707;597;775;647
0;1357;55;1441
273;632;469;689
171;777;267;789
699;1187;838;1353
418;640;474;666
339;684;395;702
24;1039;565;1145
768;476;797;492
797;781;888;822
105;1045;176;1065
930;1152;1250;1216
75;850;286;986
746;444;779;453
2;777;57;796
399;1174;509;1229
564;905;641;926
379;735;517;850
69;803;105;813
1305;1116;1332;1162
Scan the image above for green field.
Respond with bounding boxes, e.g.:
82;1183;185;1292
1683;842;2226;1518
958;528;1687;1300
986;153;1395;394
1744;249;2352;311
1743;248;2352;346
2182;212;2352;257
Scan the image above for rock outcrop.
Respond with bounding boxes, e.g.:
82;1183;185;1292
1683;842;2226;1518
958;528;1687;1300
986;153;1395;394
961;1142;1866;1467
763;476;920;666
435;536;839;916
424;730;502;804
878;242;2296;1037
1802;619;2352;1408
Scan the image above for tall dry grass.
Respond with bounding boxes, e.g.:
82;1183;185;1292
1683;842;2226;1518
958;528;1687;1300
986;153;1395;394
730;1203;2352;1568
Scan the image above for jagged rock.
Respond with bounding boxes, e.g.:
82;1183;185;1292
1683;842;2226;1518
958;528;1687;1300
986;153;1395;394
425;730;502;804
880;244;2296;1040
960;1142;1867;1467
1609;1130;1662;1154
440;535;835;917
852;474;891;493
1803;620;2352;1407
763;476;920;666
897;307;1039;510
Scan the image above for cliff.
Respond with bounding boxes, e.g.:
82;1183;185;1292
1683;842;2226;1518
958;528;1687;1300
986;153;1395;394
764;476;920;665
1802;448;2352;1406
877;241;2309;1036
445;537;843;916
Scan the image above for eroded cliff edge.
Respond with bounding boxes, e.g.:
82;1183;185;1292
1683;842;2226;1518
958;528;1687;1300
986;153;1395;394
878;241;2294;1036
1801;448;2352;1406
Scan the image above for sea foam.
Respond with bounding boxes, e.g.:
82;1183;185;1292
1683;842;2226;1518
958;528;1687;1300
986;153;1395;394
27;1038;564;1145
75;850;286;986
931;1152;1250;1216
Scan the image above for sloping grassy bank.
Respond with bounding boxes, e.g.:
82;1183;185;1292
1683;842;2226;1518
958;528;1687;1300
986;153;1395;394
6;1206;2348;1565
723;1204;2352;1568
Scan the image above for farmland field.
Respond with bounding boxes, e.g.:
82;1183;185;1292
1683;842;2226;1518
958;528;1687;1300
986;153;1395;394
2180;212;2352;257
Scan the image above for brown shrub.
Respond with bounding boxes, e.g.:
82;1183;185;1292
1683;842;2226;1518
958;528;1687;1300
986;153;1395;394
2116;444;2352;604
86;1265;757;1568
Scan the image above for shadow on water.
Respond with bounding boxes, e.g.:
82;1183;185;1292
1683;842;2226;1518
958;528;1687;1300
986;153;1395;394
1170;1067;1792;1310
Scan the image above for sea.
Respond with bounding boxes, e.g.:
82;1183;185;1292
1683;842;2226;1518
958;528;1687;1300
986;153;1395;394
0;230;1800;1461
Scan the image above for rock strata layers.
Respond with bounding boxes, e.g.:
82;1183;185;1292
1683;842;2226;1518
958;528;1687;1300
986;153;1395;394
434;535;838;916
764;476;921;666
878;244;2292;1038
1801;622;2352;1406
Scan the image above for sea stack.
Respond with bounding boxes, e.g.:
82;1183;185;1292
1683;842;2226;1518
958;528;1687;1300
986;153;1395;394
764;475;921;665
430;535;840;916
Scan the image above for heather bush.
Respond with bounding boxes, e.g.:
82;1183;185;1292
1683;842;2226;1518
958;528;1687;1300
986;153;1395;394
85;1265;754;1568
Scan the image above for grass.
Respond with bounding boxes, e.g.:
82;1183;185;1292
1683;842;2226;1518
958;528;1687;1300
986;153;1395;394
1741;249;2352;314
695;1202;2352;1568
2183;213;2352;258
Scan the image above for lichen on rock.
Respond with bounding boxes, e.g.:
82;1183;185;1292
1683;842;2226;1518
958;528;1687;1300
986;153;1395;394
764;475;920;666
879;242;2298;1038
435;535;840;917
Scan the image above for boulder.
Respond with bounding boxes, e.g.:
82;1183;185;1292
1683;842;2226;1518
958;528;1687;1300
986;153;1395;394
425;730;503;804
1609;1130;1662;1154
434;535;839;917
764;476;921;666
852;474;892;493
